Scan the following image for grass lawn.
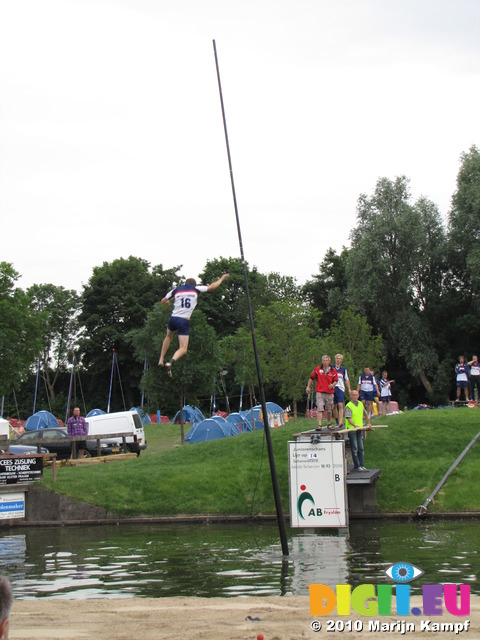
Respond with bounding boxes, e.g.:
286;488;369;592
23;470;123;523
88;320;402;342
40;408;480;516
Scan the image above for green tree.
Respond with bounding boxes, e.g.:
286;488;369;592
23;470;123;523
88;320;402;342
449;145;480;266
446;145;480;357
303;247;349;329
197;257;269;338
219;328;259;411
347;176;446;396
255;300;322;414
323;307;385;384
78;257;179;410
262;272;301;303
27;284;80;404
0;263;43;398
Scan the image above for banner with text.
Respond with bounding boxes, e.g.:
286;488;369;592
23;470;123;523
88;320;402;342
289;440;347;528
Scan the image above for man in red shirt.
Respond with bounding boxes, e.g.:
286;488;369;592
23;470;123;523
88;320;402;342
306;355;338;430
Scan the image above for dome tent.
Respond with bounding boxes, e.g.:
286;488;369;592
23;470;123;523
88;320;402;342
130;407;151;424
172;405;204;424
25;410;59;431
265;402;283;413
185;418;230;443
225;412;253;433
239;407;265;430
86;408;106;417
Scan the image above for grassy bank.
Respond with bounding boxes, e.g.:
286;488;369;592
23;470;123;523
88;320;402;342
40;409;480;516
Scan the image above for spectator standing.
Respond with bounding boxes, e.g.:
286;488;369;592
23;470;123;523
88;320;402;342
357;367;379;419
0;575;13;639
333;353;351;428
345;390;372;472
455;356;470;402
66;407;88;459
379;371;395;415
370;370;381;416
468;355;480;402
306;355;338;430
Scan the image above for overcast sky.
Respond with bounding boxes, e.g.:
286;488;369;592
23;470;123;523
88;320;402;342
1;0;479;293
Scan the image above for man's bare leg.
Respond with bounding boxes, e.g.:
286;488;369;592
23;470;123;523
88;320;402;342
171;335;189;363
158;329;174;366
164;335;190;377
337;402;344;426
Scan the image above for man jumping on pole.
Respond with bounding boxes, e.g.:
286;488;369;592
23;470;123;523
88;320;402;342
158;273;230;376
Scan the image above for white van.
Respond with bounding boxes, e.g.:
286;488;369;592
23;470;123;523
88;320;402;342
0;418;9;439
86;411;147;456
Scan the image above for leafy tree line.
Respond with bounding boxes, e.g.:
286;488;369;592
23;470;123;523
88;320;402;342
2;145;479;419
304;145;480;406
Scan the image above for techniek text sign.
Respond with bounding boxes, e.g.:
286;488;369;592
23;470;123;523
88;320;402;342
0;456;43;485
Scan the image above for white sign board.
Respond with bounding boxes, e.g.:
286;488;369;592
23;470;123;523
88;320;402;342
0;492;25;519
288;440;347;528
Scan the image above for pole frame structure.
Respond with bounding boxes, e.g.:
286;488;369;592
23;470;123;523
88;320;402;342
212;39;289;556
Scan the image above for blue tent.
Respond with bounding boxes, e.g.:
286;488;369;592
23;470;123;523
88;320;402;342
210;415;240;437
226;412;253;433
240;408;265;430
185;418;230;443
25;410;59;431
86;408;106;417
265;401;284;413
130;407;151;424
172;405;204;424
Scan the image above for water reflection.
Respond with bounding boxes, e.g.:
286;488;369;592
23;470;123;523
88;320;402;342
0;519;478;599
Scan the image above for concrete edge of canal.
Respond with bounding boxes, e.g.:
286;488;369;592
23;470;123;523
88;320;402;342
0;485;479;528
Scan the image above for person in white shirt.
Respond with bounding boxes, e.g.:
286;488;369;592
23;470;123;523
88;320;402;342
158;274;229;376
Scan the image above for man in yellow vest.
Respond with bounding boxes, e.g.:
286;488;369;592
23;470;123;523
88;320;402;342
345;389;371;471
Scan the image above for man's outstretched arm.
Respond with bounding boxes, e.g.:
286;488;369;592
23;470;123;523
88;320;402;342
207;273;230;291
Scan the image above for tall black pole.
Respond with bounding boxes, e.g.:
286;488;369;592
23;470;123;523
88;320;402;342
213;40;289;556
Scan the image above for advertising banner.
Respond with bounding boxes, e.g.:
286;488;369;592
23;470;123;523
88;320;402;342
0;455;44;485
0;492;26;519
289;440;347;528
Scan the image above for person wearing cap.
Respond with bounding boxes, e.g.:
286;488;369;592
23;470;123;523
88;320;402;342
306;355;338;430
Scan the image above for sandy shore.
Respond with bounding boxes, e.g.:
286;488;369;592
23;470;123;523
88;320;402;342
9;595;479;639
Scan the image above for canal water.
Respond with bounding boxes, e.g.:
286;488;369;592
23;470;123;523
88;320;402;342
0;519;478;599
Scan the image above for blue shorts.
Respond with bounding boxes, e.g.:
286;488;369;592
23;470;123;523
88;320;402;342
456;381;469;388
381;395;391;403
167;316;190;336
360;391;374;402
334;388;345;404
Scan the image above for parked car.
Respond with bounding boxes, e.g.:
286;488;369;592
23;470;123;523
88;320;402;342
13;427;116;459
0;443;49;455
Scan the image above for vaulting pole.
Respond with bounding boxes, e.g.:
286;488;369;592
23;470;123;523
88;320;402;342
65;352;75;423
33;357;40;414
107;349;115;414
417;429;480;516
213;40;289;555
